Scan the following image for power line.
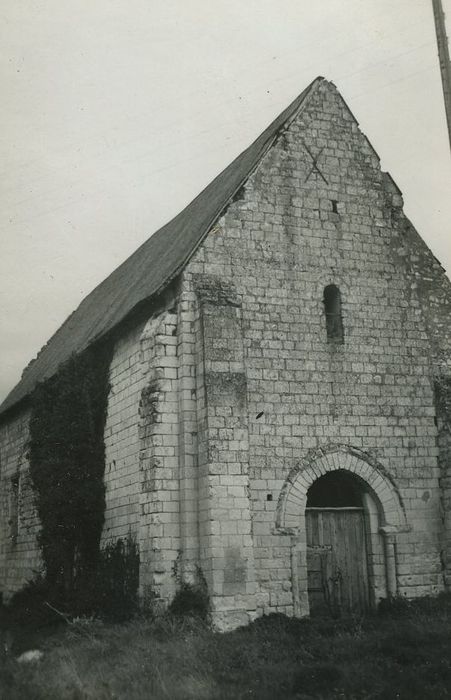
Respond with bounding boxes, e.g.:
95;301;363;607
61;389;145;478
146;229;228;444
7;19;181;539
432;0;451;152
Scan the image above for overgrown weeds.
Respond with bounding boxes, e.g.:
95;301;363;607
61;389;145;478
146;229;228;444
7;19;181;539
1;595;451;699
2;536;140;636
168;578;211;622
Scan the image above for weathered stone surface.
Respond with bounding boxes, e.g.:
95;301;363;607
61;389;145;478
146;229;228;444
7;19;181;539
1;80;451;629
184;79;449;620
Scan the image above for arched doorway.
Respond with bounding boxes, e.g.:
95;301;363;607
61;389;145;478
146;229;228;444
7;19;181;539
306;470;370;616
275;445;408;618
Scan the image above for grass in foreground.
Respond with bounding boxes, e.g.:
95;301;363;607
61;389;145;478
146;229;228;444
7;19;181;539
1;596;451;699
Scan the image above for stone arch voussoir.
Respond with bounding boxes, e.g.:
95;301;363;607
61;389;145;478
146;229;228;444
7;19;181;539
276;444;406;533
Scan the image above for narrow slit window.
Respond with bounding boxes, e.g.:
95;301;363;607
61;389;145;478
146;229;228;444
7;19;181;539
324;284;344;343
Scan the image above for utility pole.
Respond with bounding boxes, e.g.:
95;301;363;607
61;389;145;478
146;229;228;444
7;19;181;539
432;0;451;152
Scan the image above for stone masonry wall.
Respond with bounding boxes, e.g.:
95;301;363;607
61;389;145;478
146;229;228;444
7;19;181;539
434;377;451;587
0;410;41;598
0;308;182;601
400;215;451;376
1;79;448;621
137;311;180;605
398;216;451;584
184;79;443;618
102;322;148;545
102;308;183;606
0;321;152;599
190;274;257;629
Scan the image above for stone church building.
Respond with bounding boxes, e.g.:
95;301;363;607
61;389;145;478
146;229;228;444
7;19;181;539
1;77;451;629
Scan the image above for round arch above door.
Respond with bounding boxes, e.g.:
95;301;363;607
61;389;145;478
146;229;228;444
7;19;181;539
275;444;408;617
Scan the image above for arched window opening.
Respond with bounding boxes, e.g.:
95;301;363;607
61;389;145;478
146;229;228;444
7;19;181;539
323;284;344;343
306;470;362;508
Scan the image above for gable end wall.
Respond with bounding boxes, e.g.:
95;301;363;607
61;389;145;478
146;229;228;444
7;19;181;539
1;80;450;624
183;79;445;620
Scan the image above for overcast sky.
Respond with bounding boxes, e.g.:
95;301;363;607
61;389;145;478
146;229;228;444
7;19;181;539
1;0;451;403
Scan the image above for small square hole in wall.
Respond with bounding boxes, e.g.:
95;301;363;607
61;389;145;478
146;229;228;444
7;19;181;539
331;200;339;213
266;494;273;501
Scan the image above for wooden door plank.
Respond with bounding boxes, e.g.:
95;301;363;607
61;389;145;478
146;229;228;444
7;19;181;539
306;508;370;616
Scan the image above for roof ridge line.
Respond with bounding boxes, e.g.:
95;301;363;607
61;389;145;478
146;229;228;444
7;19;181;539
0;76;325;418
158;76;326;294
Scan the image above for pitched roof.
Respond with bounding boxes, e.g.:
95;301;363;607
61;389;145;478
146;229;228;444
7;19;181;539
0;76;324;417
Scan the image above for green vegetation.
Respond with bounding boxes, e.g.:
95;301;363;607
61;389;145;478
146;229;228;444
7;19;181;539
4;536;140;631
2;595;451;699
28;346;113;612
169;569;211;622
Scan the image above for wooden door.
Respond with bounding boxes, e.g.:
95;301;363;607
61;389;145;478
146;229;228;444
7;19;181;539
306;507;370;617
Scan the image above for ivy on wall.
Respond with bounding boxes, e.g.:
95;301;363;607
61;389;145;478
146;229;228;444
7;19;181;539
28;344;112;602
435;376;451;425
